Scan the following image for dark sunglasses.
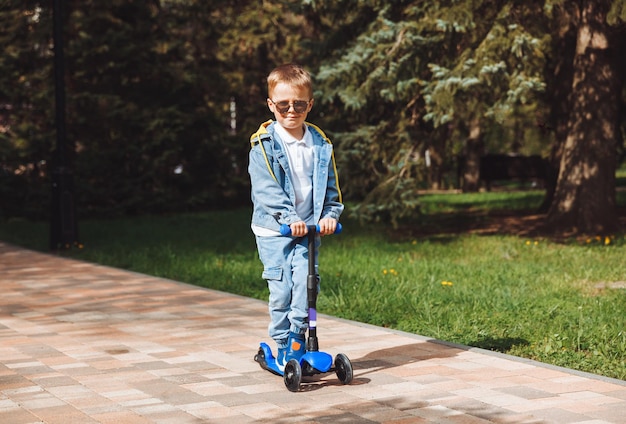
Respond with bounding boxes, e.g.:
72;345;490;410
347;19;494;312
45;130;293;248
270;99;310;114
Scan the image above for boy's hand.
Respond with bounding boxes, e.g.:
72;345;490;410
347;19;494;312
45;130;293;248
318;218;338;236
289;221;308;237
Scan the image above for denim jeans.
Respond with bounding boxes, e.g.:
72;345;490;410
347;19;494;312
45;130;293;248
255;234;319;348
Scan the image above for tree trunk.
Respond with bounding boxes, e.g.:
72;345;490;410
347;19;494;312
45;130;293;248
546;0;620;235
540;2;578;213
461;118;483;192
426;126;449;190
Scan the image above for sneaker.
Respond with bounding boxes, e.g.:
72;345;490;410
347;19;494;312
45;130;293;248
285;332;306;362
275;347;286;371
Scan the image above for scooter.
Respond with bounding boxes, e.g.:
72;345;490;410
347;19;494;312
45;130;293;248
254;223;353;392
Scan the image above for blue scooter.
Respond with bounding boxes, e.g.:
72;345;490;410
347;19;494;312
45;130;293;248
254;223;353;392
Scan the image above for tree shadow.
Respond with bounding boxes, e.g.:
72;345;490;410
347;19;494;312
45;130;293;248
349;339;463;383
392;207;626;243
465;336;530;353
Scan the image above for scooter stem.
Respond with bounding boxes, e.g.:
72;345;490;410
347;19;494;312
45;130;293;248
306;225;320;351
278;223;343;353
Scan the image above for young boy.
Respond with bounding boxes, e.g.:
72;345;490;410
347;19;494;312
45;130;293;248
248;63;343;370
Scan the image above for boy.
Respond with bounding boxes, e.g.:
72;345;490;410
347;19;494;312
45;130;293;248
248;63;343;370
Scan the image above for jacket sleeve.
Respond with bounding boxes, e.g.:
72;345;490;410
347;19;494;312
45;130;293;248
321;149;344;221
248;142;301;228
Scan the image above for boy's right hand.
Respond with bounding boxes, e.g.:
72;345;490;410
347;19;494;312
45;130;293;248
289;221;308;237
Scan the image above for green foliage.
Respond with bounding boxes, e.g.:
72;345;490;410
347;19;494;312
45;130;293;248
0;2;56;218
308;0;555;224
214;0;311;133
608;0;626;24
66;0;243;215
1;0;625;230
0;1;327;219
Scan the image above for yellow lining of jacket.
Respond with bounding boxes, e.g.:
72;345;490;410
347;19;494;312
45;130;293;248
250;119;342;203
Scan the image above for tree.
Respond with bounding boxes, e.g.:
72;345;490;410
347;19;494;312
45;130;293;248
0;1;323;218
62;0;232;215
304;0;550;224
545;0;626;234
304;0;626;234
0;2;56;218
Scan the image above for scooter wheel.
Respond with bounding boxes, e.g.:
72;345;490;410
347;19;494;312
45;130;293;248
255;347;268;371
334;353;353;385
283;359;302;392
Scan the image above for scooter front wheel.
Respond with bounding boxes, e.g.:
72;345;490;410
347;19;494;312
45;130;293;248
334;353;353;385
284;359;302;392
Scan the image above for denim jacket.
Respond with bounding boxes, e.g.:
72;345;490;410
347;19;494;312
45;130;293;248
248;119;343;232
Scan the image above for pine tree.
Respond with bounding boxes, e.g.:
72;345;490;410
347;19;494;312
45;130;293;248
305;0;550;225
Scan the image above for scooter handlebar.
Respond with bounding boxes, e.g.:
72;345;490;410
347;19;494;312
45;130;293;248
279;223;342;236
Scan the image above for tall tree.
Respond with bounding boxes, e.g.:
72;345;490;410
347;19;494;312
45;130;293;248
305;0;549;224
62;0;244;214
305;0;626;234
0;2;55;218
545;0;625;234
215;0;310;133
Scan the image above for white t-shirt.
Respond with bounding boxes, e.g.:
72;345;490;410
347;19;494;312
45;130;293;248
251;123;314;237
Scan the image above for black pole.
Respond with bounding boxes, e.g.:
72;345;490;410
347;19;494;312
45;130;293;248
306;226;320;352
50;0;79;250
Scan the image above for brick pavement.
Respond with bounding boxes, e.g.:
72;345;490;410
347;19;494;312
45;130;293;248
1;241;625;424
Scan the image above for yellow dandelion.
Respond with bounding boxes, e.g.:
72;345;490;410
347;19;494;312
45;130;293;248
534;241;538;246
525;240;531;245
383;269;388;275
604;237;611;245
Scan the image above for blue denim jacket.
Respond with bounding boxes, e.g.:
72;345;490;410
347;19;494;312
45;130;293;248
248;120;343;232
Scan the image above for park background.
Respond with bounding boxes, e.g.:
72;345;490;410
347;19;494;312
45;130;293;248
1;1;625;380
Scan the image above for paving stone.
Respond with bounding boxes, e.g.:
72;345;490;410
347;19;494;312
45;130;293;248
1;241;625;423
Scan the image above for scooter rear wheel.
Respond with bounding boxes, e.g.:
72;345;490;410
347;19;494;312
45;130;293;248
284;359;302;392
334;353;353;385
254;347;268;371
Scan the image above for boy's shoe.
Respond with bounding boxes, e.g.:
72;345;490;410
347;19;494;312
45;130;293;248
284;332;306;363
275;347;287;371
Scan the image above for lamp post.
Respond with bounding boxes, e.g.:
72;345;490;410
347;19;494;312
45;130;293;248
50;0;79;250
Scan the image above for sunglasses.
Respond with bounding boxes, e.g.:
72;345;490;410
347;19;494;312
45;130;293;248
269;99;310;114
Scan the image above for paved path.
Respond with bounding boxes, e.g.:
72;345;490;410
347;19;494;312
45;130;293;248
1;241;625;424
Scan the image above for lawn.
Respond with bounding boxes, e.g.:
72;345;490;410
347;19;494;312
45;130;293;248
1;190;625;381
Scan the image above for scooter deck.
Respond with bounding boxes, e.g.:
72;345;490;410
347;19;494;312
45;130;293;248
255;342;334;377
255;343;282;376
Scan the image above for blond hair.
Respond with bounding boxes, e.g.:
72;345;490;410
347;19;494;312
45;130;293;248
267;63;313;99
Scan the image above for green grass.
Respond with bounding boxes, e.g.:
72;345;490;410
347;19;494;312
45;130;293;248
1;195;625;381
419;190;546;214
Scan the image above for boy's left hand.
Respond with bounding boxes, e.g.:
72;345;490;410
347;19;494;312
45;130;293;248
318;218;338;236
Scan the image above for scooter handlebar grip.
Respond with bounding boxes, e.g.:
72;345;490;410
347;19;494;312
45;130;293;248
279;222;342;236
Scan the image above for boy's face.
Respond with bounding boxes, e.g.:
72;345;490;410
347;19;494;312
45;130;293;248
267;82;313;137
